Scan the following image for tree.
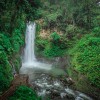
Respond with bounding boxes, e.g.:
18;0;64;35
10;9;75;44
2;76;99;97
0;0;41;34
67;0;98;29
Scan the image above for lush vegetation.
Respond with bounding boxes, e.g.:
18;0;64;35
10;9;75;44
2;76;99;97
36;0;100;89
8;85;41;100
70;27;100;87
36;32;68;57
0;0;41;93
0;0;100;99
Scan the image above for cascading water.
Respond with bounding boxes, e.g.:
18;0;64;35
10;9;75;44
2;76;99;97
23;22;36;63
20;22;51;75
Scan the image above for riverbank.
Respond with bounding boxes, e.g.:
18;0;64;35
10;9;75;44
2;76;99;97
68;67;100;100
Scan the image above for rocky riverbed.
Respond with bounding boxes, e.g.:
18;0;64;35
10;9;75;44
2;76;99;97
31;73;93;100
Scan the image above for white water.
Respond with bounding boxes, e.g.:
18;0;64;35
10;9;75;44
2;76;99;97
23;22;36;63
32;74;93;100
20;22;51;75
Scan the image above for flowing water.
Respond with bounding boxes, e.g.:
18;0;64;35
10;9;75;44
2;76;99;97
20;22;51;76
20;22;93;100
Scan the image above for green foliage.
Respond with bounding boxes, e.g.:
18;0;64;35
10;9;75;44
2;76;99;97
44;44;65;57
41;0;67;31
0;0;41;34
44;32;67;57
50;32;60;42
0;51;12;92
92;27;100;37
11;29;24;53
0;19;25;93
0;33;12;55
0;25;25;92
65;25;79;40
36;24;41;34
35;35;48;56
0;73;10;92
19;0;42;20
8;85;41;100
70;32;100;87
14;58;21;73
42;0;99;32
36;38;48;51
67;0;99;29
36;32;69;57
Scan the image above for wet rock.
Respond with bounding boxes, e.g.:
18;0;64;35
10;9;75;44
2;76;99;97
50;90;60;99
79;93;93;100
60;92;67;98
66;77;74;86
75;96;84;100
38;89;46;96
76;91;93;100
65;88;76;99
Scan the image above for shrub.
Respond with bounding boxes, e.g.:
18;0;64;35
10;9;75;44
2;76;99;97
0;33;12;55
0;73;10;92
92;27;100;37
44;43;65;57
70;33;100;87
44;32;67;57
0;51;12;92
8;85;41;100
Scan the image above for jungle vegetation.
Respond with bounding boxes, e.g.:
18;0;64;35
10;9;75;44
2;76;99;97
0;0;100;99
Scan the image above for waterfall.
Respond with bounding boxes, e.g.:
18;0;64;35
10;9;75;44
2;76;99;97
23;22;36;63
20;22;51;72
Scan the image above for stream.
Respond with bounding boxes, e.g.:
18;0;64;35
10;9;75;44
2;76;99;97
20;22;93;100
